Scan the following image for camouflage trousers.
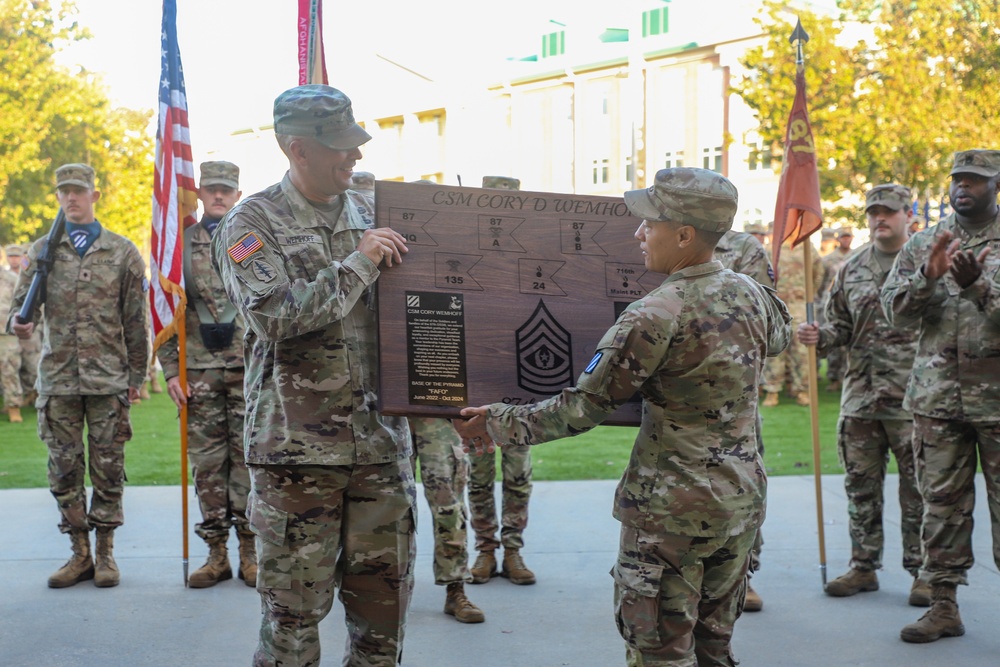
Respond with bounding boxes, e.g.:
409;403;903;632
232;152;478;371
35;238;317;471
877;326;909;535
913;415;1000;587
186;367;250;542
411;417;472;585
0;335;23;408
762;336;808;395
37;394;132;533
838;417;922;575
248;461;417;667
17;328;40;393
615;524;755;667
468;444;532;552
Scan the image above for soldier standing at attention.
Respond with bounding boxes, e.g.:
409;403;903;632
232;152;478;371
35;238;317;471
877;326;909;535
798;185;928;606
882;149;1000;644
467;174;537;587
819;226;855;391
7;164;149;588
458;167;792;666
0;246;24;422
157;161;255;588
714;225;774;612
6;243;41;405
212;85;415;667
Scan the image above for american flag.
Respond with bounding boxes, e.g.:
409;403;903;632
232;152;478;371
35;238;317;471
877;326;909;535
150;0;197;353
228;233;263;263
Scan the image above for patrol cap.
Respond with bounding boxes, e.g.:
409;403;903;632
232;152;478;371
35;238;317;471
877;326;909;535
352;171;375;190
865;184;911;212
199;161;239;189
5;243;25;257
273;85;372;150
836;226;855;238
950;149;1000;178
820;228;837;241
744;223;766;235
482;176;520;190
624;167;739;233
55;163;95;189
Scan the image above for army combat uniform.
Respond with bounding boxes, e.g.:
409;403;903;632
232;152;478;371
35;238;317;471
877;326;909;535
0;264;24;420
157;212;253;585
213;167;415;666
477;168;792;666
6;181;148;567
816;241;922;582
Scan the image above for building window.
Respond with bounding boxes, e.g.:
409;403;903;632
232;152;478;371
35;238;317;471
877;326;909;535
664;150;684;168
702;145;722;173
542;30;566;58
592;158;610;185
625;156;634;185
642;7;669;37
748;143;774;171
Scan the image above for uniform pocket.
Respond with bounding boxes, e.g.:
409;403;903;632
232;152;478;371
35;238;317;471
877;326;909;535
248;492;291;590
611;555;664;650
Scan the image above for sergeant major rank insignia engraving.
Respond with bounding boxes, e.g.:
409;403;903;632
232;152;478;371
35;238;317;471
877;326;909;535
516;300;573;394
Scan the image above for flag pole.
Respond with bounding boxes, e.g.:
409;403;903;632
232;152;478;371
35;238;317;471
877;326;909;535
790;18;828;587
178;240;190;586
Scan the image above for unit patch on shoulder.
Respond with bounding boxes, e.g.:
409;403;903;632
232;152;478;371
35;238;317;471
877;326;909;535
251;259;276;283
142;277;150;292
585;352;604;374
228;232;264;264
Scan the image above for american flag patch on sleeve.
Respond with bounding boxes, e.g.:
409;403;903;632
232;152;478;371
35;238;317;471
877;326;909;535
229;233;263;263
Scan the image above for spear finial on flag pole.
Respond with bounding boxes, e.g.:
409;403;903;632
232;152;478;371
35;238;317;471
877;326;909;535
773;16;828;586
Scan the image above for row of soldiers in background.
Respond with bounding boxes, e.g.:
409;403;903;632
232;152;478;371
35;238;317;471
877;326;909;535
0;243;41;422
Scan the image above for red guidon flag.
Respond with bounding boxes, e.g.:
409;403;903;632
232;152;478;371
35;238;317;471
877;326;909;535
298;0;328;85
150;0;197;353
771;68;823;283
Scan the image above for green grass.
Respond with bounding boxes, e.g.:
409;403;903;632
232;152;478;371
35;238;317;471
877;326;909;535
0;373;863;489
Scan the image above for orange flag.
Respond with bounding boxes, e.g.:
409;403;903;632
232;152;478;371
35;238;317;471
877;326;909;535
771;68;823;283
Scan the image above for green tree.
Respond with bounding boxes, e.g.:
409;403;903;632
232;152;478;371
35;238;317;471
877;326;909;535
0;0;153;249
733;0;1000;226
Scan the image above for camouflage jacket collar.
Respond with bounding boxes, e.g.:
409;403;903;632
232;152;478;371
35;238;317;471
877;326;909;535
660;259;725;286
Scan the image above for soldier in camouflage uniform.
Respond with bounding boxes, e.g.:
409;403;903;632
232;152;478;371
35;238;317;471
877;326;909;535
761;237;824;406
458;167;792;666
882;149;1000;644
715;228;774;612
7;164;148;589
0;246;24;422
818;227;855;391
744;222;768;247
410;417;485;623
6;243;41;404
799;185;929;606
157;161;255;589
467;174;537;586
212;85;416;667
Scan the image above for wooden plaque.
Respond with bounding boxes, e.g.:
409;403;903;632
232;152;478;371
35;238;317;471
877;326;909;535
375;181;662;426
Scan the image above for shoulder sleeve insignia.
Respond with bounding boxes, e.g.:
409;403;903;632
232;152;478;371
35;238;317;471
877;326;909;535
141;277;150;292
251;259;277;283
228;232;264;264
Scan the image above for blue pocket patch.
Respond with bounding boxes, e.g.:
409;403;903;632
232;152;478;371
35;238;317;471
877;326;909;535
585;352;603;374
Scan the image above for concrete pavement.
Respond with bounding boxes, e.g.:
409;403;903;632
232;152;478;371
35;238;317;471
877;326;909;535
2;474;998;666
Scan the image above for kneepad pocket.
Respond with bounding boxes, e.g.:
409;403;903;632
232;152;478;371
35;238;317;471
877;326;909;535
612;555;664;651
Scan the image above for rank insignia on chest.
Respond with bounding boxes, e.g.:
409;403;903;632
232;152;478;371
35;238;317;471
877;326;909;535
229;233;263;263
251;259;276;283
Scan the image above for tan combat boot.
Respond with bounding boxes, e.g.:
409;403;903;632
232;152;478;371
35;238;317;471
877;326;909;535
762;392;779;407
188;537;232;588
501;549;536;585
237;530;257;587
900;584;965;643
795;391;811;406
444;582;486;623
909;577;932;607
149;375;164;394
48;529;95;588
470;551;497;584
744;582;763;612
7;407;23;423
824;568;878;597
94;527;120;588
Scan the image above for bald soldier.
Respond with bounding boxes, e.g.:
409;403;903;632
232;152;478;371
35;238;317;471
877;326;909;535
467;174;537;587
882;149;1000;643
8;163;149;589
458;167;792;666
157;161;255;588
